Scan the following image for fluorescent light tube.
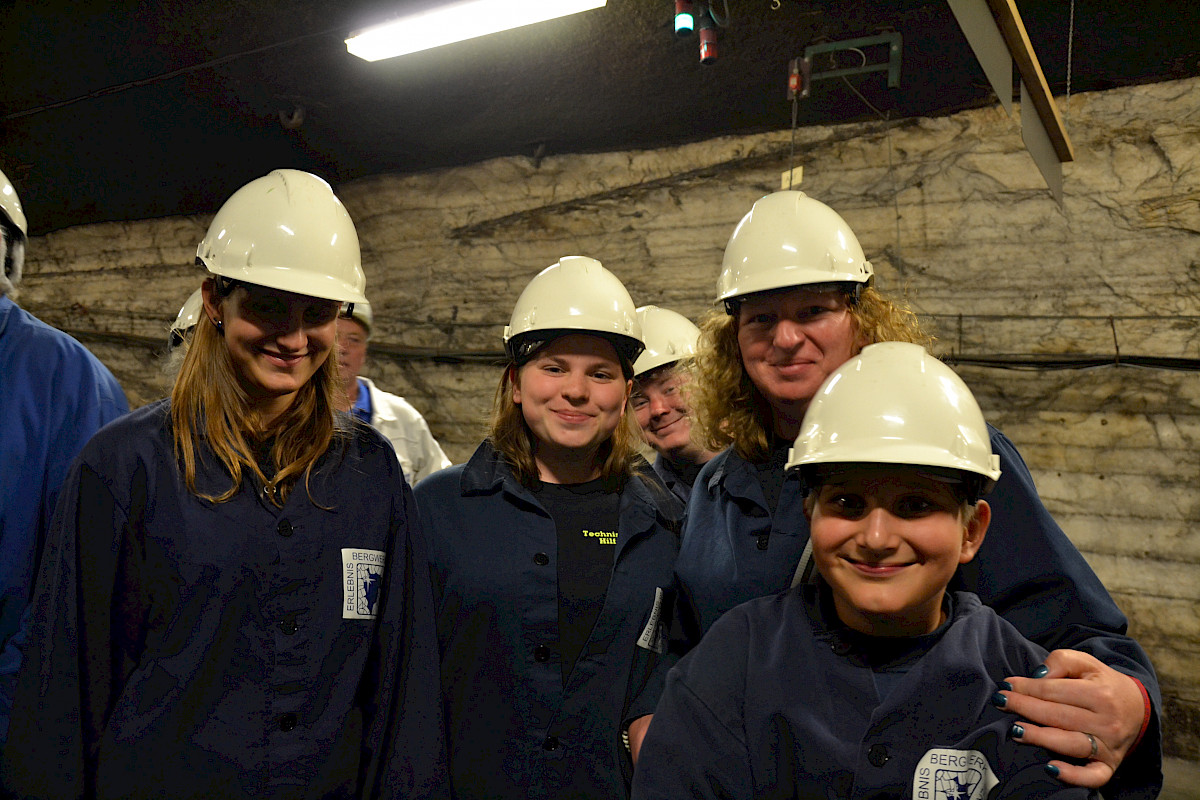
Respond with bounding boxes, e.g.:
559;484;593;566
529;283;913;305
346;0;607;61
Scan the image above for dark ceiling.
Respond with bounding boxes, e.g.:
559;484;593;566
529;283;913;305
3;0;1198;235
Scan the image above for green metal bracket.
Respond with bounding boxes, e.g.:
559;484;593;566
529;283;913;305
796;32;903;99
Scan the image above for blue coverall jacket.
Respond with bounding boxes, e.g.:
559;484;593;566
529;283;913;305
0;295;128;740
650;453;695;507
2;401;449;799
415;441;681;800
633;588;1093;800
670;426;1161;799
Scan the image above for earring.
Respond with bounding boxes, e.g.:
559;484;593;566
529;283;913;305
214;318;224;332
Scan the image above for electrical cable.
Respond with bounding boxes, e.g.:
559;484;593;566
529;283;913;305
944;353;1200;372
3;25;346;122
788;95;798;189
1065;0;1075;127
836;48;902;259
57;323;1199;371
707;0;731;27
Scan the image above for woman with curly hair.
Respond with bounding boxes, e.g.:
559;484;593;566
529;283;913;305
629;191;1160;799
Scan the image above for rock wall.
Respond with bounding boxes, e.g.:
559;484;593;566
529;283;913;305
15;77;1200;757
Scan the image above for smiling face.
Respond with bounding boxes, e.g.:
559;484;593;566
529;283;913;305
203;279;341;424
336;316;369;389
631;365;696;459
807;465;990;637
512;333;632;481
736;286;862;438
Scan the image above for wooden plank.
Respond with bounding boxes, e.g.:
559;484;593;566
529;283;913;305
984;0;1075;162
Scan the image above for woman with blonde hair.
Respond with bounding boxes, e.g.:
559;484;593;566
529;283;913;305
3;170;447;799
630;191;1160;798
415;256;680;800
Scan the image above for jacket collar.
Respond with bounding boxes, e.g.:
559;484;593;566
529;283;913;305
704;446;769;510
460;440;679;541
357;377;400;423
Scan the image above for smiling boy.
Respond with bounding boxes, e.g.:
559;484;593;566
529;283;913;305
631;342;1098;800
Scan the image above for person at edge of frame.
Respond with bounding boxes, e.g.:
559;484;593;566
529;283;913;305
0;165;128;749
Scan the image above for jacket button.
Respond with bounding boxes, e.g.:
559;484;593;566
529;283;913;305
868;744;890;767
278;713;298;732
533;645;551;662
533;552;549;566
278;618;298;635
830;638;852;655
277;519;294;537
543;736;559;751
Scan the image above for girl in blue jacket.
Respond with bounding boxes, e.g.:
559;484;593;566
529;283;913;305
415;257;681;800
2;171;447;799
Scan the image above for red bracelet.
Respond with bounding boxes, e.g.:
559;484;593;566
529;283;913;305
1127;675;1152;753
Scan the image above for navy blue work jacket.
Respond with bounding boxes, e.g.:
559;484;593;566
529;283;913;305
671;425;1161;800
415;442;680;800
0;295;128;742
650;454;693;507
633;589;1093;800
2;401;449;799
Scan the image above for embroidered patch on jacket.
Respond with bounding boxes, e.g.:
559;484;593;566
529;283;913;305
636;587;665;653
341;548;387;619
913;748;999;800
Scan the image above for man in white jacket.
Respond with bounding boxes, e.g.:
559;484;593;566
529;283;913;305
336;300;452;485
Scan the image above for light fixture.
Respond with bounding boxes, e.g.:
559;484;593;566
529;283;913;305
346;0;607;62
696;6;717;64
674;1;694;37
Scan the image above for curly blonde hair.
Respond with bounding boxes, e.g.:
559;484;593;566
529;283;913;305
689;285;933;463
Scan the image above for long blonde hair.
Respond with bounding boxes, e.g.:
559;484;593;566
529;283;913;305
170;289;344;507
487;361;644;492
689;285;933;463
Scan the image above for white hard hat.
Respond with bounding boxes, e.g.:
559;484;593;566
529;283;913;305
717;191;873;308
633;305;701;377
168;289;204;350
0;168;27;240
342;298;373;336
0;167;28;289
196;169;367;304
503;256;644;367
787;341;1001;494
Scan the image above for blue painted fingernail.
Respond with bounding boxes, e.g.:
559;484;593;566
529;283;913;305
1031;665;1049;678
990;692;1007;708
997;680;1013;692
1010;724;1024;739
1044;764;1060;778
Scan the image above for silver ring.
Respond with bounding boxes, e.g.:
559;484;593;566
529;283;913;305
1085;732;1098;758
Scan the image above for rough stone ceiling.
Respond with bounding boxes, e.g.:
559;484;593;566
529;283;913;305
2;0;1198;234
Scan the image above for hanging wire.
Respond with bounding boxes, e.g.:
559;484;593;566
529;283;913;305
788;94;799;189
1065;0;1075;127
836;48;902;256
3;26;345;121
707;0;731;27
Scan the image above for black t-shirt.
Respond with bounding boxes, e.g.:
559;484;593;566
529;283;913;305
535;478;621;686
